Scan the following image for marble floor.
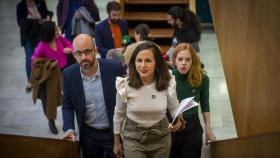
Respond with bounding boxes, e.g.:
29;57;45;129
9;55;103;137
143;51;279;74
0;0;237;155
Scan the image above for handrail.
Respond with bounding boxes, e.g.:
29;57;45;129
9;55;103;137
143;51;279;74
209;131;280;158
0;133;80;158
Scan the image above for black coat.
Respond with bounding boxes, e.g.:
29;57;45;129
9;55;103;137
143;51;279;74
16;0;53;46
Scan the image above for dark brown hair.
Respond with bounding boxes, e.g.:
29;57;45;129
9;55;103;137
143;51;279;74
167;6;201;40
128;41;170;91
134;23;151;41
40;21;56;43
106;1;121;13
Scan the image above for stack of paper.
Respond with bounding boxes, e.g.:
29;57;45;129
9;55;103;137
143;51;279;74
172;97;199;124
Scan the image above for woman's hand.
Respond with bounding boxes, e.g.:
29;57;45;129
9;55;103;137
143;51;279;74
202;112;216;145
50;60;58;68
114;134;123;158
63;48;73;54
205;128;216;145
169;115;185;132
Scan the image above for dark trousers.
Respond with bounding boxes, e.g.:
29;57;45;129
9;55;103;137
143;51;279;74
169;115;203;158
81;125;115;158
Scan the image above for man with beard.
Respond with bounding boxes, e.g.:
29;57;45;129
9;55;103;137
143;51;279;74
94;1;129;58
61;34;125;158
166;6;202;62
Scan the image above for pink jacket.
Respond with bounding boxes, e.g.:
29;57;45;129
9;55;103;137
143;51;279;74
32;36;73;69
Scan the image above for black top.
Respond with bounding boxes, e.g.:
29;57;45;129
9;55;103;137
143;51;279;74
16;0;53;46
172;22;200;46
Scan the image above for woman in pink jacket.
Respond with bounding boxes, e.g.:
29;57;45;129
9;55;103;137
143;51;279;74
31;21;74;134
32;21;74;70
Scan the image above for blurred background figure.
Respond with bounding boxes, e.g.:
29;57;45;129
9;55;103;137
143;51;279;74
16;0;53;92
30;21;73;135
31;21;73;70
106;49;125;65
94;1;129;58
56;0;100;42
133;23;152;42
123;23;151;65
166;6;202;66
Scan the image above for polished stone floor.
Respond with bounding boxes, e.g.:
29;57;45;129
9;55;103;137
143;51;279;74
0;0;237;156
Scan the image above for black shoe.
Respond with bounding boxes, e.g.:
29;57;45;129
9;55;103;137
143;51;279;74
49;119;58;135
25;84;32;93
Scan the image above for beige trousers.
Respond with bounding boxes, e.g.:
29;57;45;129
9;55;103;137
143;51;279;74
122;117;171;158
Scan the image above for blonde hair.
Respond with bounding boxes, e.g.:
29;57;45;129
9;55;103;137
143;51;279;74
172;43;205;88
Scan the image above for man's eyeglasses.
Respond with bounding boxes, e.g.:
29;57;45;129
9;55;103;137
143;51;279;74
73;49;94;57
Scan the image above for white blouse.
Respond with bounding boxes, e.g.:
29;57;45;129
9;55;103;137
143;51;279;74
113;76;179;134
27;5;42;19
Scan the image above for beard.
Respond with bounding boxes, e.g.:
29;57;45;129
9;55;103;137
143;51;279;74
80;59;94;70
110;18;119;24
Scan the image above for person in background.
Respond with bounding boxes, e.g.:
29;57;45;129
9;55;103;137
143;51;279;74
123;23;151;65
61;34;125;158
113;41;184;158
32;21;73;70
166;6;202;67
94;1;129;58
170;43;216;158
133;23;152;42
106;49;125;65
30;21;73;134
56;0;100;42
16;0;53;92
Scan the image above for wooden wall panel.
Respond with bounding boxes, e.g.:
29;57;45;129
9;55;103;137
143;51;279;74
209;0;280;137
0;134;80;158
211;132;280;158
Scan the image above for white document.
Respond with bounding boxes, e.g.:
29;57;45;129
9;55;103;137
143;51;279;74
172;97;199;124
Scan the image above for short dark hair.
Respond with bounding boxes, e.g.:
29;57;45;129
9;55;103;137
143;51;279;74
128;41;171;91
134;23;151;41
106;1;121;13
40;21;56;43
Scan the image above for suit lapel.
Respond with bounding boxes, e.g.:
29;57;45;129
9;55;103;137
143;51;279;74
119;21;126;36
104;20;114;47
72;65;85;116
99;59;110;111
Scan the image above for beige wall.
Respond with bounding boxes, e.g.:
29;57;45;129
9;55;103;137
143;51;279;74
209;0;280;137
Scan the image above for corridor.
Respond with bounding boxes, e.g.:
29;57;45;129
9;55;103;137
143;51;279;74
0;0;236;149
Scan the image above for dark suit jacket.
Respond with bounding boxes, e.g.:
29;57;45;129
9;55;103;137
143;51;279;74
62;59;125;137
16;0;53;46
94;19;128;58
